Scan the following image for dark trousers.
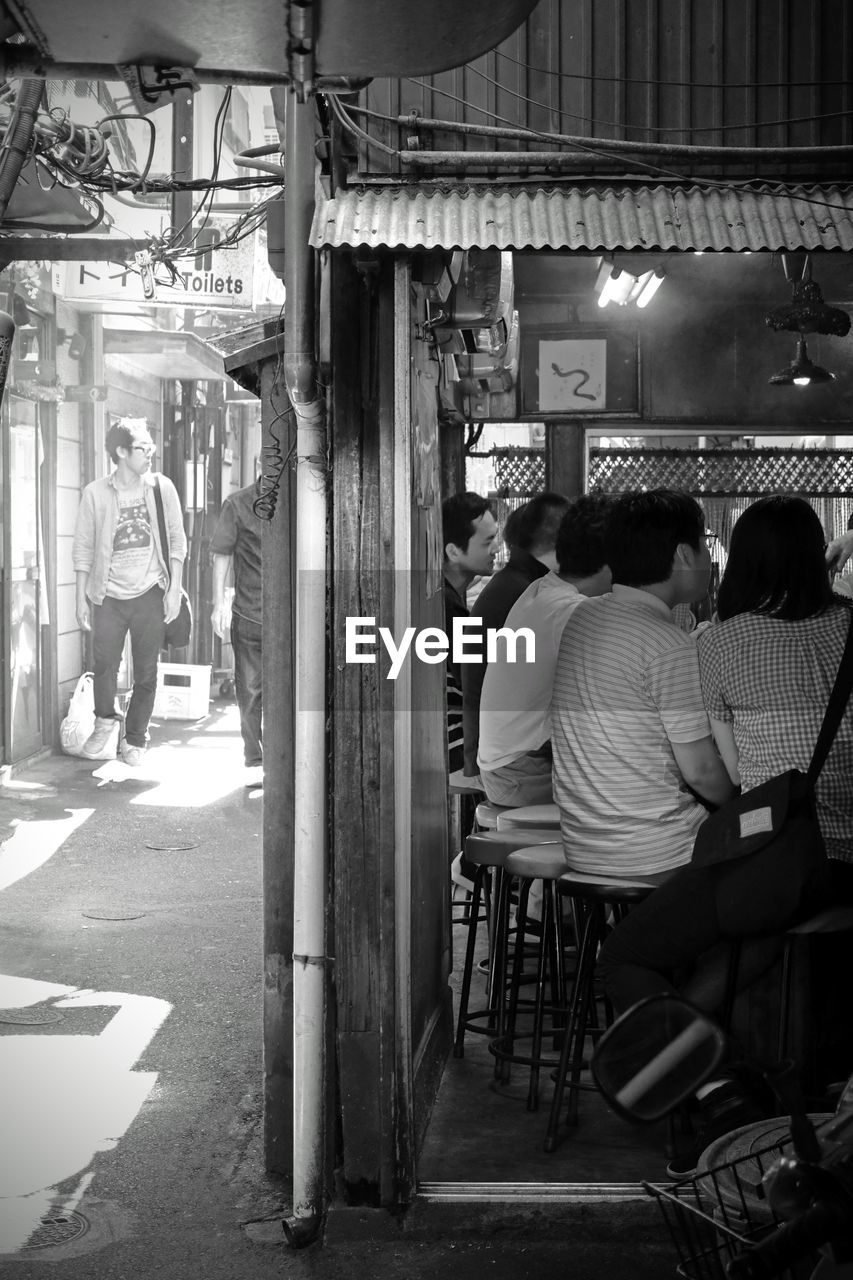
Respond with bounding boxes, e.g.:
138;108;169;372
596;847;848;1019
231;612;262;766
92;586;164;747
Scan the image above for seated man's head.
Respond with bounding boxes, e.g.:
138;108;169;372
504;492;571;571
555;493;614;595
442;492;498;585
605;489;710;604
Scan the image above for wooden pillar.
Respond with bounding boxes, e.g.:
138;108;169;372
546;420;586;497
261;357;296;1176
440;420;466;496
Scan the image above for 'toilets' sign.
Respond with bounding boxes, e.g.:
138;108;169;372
62;225;257;311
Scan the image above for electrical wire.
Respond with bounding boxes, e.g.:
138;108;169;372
489;47;853;92
459;59;853;138
328;91;398;156
332;91;689;182
254;309;294;521
401;77;853;162
334;96;853;218
166;85;232;256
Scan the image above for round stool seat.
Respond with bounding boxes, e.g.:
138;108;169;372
449;768;484;795
556;869;660;899
466;831;561;868
497;804;560;831
504;844;569;880
475;800;512;829
786;905;853;935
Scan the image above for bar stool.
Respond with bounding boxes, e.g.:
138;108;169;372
496;803;560;831
722;903;853;1063
454;830;561;1060
448;769;487;926
487;843;574;1108
544;868;659;1152
475;800;512;830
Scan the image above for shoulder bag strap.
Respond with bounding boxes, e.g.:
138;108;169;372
152;475;170;564
808;607;853;784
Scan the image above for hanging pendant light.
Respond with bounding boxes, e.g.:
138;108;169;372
766;254;851;337
769;336;835;387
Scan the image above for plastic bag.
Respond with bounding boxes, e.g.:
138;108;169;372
59;671;96;756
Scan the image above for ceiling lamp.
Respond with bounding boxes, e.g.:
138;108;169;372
769;337;835;387
597;266;635;308
765;254;851;337
631;267;666;309
595;258;665;309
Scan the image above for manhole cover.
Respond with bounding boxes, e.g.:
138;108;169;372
82;909;146;921
0;1005;64;1025
143;840;199;851
23;1210;89;1249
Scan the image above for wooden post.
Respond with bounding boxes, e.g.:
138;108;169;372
546;421;586;497
260;356;296;1176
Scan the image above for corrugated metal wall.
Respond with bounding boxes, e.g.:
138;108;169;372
355;0;853;179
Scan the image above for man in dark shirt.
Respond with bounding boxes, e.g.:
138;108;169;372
461;491;569;777
442;492;498;773
211;481;264;786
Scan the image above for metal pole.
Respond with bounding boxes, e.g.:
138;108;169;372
280;91;328;1248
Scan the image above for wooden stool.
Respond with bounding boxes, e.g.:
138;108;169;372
487;843;573;1109
544;870;658;1152
454;830;561;1060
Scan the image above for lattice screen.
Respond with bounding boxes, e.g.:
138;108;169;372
588;448;853;497
493;448;546;496
589;447;853;545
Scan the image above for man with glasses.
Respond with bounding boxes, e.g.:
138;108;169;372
72;421;187;765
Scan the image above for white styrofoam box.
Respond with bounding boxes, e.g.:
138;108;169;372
153;662;211;720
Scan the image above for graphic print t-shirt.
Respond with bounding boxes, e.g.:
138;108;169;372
107;485;163;599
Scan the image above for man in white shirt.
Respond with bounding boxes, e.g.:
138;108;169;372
551;489;735;878
478;494;613;807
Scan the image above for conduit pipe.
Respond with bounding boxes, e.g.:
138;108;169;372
281;92;328;1248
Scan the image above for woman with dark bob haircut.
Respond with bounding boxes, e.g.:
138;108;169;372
597;496;853;1176
701;495;853;858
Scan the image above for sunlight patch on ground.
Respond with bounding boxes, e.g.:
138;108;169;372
87;740;245;807
0;809;94;892
0;986;171;1253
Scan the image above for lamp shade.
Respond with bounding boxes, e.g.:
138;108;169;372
769;337;835;387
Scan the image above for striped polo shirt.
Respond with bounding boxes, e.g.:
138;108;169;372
551;586;712;876
698;604;853;862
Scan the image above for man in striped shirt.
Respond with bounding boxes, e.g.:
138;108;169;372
551;490;735;879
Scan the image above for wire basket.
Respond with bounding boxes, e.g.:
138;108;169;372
645;1116;832;1280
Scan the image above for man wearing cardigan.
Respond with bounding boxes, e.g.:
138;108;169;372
72;421;186;766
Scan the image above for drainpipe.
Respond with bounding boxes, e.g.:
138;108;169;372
0;78;44;222
280;91;328;1248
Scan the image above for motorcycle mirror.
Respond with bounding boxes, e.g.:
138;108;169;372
592;994;727;1123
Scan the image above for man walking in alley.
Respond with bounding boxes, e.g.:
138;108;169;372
73;421;187;766
211;480;264;788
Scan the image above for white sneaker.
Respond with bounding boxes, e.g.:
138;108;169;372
82;716;119;759
450;851;475;893
120;743;146;767
243;764;263;788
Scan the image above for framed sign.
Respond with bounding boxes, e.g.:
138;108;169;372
521;326;639;416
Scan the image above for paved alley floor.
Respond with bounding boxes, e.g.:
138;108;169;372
0;700;675;1278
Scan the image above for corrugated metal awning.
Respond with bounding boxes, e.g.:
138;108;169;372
310;184;853;253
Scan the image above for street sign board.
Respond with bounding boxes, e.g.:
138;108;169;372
61;221;258;310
